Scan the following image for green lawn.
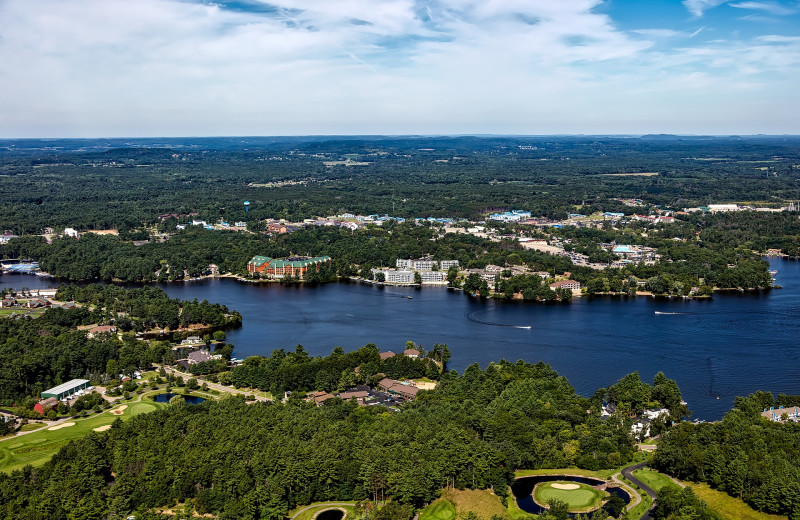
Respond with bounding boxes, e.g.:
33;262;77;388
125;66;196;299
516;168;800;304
0;400;167;474
18;422;48;432
514;467;618;480
533;482;607;512
419;499;456;520
632;468;680;493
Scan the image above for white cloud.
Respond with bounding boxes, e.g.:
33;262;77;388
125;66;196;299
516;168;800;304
683;0;728;16
0;0;798;136
729;1;796;15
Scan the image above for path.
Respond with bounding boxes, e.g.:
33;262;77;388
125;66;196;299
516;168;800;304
290;503;356;520
621;462;656;520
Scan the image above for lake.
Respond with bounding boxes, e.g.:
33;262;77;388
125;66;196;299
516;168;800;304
3;258;798;420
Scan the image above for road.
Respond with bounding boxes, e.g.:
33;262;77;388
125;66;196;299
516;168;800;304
621;462;657;520
162;365;272;402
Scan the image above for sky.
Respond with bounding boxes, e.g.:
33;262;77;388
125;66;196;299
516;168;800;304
1;0;799;137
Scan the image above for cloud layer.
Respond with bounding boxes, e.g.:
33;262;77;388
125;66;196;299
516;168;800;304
0;0;798;136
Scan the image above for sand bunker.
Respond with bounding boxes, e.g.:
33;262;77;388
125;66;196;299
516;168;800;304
551;483;581;490
93;425;112;432
48;422;75;431
111;405;128;416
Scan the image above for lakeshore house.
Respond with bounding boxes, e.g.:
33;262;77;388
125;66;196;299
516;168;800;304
247;255;331;279
87;325;117;338
762;406;800;422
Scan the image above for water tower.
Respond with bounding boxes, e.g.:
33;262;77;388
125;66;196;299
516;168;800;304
244;201;250;213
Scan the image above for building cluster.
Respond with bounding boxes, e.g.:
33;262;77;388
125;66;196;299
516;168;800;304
488;210;532;222
247;255;331;279
372;257;459;285
306;378;423;410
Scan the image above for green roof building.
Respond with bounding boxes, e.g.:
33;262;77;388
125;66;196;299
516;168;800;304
248;255;331;278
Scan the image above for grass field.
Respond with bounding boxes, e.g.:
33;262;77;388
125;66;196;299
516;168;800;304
632;468;680;493
514;467;618;480
533;482;607;512
0;400;167;474
687;482;786;520
442;488;508;519
419;499;456;520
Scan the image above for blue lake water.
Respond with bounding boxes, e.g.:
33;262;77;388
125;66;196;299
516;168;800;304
152;393;206;405
3;258;799;420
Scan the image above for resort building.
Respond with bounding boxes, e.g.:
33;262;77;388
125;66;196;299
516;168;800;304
550;280;582;291
396;258;459;271
41;379;90;400
247;255;331;279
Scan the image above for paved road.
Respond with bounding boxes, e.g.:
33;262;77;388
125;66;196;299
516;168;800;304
162;366;271;402
621;462;656;520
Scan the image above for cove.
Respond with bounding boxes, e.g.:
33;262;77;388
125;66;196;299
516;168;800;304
3;258;799;420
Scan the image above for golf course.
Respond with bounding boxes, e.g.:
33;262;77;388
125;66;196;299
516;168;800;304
533;481;608;513
0;400;166;474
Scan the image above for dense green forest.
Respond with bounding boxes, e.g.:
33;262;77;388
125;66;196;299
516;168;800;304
653;391;800;518
0;360;640;520
1;136;799;232
0;285;238;403
226;343;447;395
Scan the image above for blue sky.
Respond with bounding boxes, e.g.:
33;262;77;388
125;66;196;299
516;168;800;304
1;0;799;137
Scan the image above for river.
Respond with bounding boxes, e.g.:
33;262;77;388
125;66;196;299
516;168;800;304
2;258;798;420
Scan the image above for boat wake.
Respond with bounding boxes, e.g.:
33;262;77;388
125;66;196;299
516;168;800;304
466;310;531;329
654;311;685;315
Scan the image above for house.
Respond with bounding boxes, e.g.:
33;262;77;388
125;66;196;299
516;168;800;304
25;299;51;309
403;348;420;359
64;228;79;238
0;233;18;244
34;397;59;415
379;351;396;361
762;406;800;422
0;298;17;308
187;350;217;364
337;390;370;402
87;325;117;338
550;280;582;291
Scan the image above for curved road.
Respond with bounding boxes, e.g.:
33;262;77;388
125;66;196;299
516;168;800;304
621;462;657;520
290;503;356;520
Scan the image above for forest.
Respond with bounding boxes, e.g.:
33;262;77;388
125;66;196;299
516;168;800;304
0;359;650;520
653;391;800;518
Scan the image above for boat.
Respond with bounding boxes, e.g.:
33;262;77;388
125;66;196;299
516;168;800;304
407;296;413;299
770;269;778;276
654;311;683;315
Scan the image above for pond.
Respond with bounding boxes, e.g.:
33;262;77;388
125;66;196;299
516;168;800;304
152;393;206;405
315;510;344;520
511;475;630;516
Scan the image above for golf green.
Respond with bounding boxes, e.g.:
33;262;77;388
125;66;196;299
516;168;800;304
533;481;607;512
